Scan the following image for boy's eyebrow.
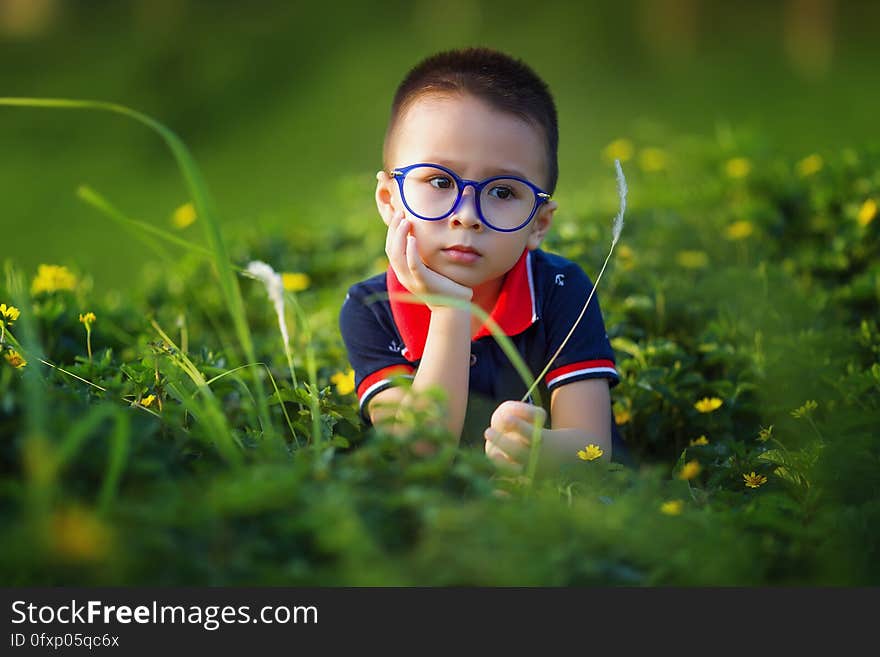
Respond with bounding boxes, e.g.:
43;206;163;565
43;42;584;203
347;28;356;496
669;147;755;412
430;158;533;181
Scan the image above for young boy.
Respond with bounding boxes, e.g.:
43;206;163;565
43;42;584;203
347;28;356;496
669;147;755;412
339;47;627;474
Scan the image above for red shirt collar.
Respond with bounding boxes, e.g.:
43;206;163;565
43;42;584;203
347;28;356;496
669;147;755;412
386;249;537;362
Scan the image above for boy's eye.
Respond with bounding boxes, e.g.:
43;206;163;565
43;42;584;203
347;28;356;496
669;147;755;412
487;184;516;200
427;176;454;190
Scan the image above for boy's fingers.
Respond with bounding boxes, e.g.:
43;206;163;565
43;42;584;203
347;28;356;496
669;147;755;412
497;400;546;425
386;217;411;282
485;440;523;474
384;210;406;251
513;415;540;439
405;234;427;284
514;402;547;424
384;210;396;243
486;423;529;448
492;411;541;440
384;210;406;255
484;427;529;461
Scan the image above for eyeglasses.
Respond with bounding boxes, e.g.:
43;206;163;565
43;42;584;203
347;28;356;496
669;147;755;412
390;163;551;233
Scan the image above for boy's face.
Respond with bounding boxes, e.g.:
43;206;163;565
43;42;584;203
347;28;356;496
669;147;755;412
376;92;558;291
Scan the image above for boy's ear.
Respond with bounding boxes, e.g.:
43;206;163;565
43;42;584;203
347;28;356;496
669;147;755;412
375;170;398;227
526;199;557;250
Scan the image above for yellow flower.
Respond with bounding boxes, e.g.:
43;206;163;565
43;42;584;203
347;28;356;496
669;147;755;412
78;311;96;328
558;221;579;240
4;349;27;369
694;397;723;413
725;157;752;179
678;459;702;480
48;505;112;562
0;303;20;323
602;138;634;164
660;500;683;515
616;244;636;271
31;264;77;295
141;394;156;408
757;425;774;442
796;154;823;177
743;471;768;488
689;435;709;446
282;272;311;292
577;444;604;461
172;202;197;229
613;406;631;425
638;147;668;172
676;250;709;269
791;400;818;419
724;220;754;240
331;369;356;396
857;199;877;227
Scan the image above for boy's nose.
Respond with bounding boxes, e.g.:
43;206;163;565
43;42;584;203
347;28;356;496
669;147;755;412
450;186;482;230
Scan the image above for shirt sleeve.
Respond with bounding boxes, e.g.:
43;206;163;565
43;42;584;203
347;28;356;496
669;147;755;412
540;260;620;393
338;286;415;424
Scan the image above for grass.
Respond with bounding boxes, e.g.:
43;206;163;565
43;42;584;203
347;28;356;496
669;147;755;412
0;96;878;585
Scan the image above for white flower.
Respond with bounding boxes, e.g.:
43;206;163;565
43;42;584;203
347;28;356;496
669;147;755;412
245;261;290;348
612;159;627;245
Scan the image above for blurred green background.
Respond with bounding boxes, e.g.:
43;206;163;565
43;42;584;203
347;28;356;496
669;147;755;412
2;0;879;290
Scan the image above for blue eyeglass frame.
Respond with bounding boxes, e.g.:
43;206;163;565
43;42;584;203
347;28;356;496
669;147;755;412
390;162;551;233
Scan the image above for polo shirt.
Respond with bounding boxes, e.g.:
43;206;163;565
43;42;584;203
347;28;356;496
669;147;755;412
339;247;624;456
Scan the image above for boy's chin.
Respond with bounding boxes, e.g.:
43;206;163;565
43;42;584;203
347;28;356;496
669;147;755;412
433;263;497;290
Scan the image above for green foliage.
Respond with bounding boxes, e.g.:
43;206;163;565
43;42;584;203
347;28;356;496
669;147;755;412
1;115;878;584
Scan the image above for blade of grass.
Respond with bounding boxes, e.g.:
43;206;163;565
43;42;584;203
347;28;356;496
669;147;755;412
4;262;48;435
77;185;212;259
4;262;52;515
202;362;300;448
522;160;627;404
150;318;242;466
0;97;275;443
56;404;117;466
285;290;323;447
97;408;130;515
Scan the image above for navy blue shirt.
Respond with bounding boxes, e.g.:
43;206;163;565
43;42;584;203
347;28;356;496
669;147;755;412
339;248;627;459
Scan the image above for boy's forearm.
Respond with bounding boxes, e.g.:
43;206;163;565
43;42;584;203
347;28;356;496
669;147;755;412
537;427;613;474
401;307;471;442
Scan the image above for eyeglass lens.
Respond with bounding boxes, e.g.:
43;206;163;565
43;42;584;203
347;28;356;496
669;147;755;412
401;165;535;230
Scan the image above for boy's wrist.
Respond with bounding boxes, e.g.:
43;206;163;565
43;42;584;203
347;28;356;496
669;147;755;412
427;305;471;338
428;305;470;320
422;286;473;313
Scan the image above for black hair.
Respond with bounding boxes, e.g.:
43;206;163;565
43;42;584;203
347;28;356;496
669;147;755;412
383;47;559;194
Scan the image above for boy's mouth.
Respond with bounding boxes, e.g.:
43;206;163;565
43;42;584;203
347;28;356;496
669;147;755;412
443;244;481;255
441;244;482;264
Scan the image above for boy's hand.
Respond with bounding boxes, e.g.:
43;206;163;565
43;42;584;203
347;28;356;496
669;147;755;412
484;401;547;474
385;209;473;308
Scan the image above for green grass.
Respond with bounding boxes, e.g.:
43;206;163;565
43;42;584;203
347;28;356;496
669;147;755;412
2;2;879;584
1;94;878;584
